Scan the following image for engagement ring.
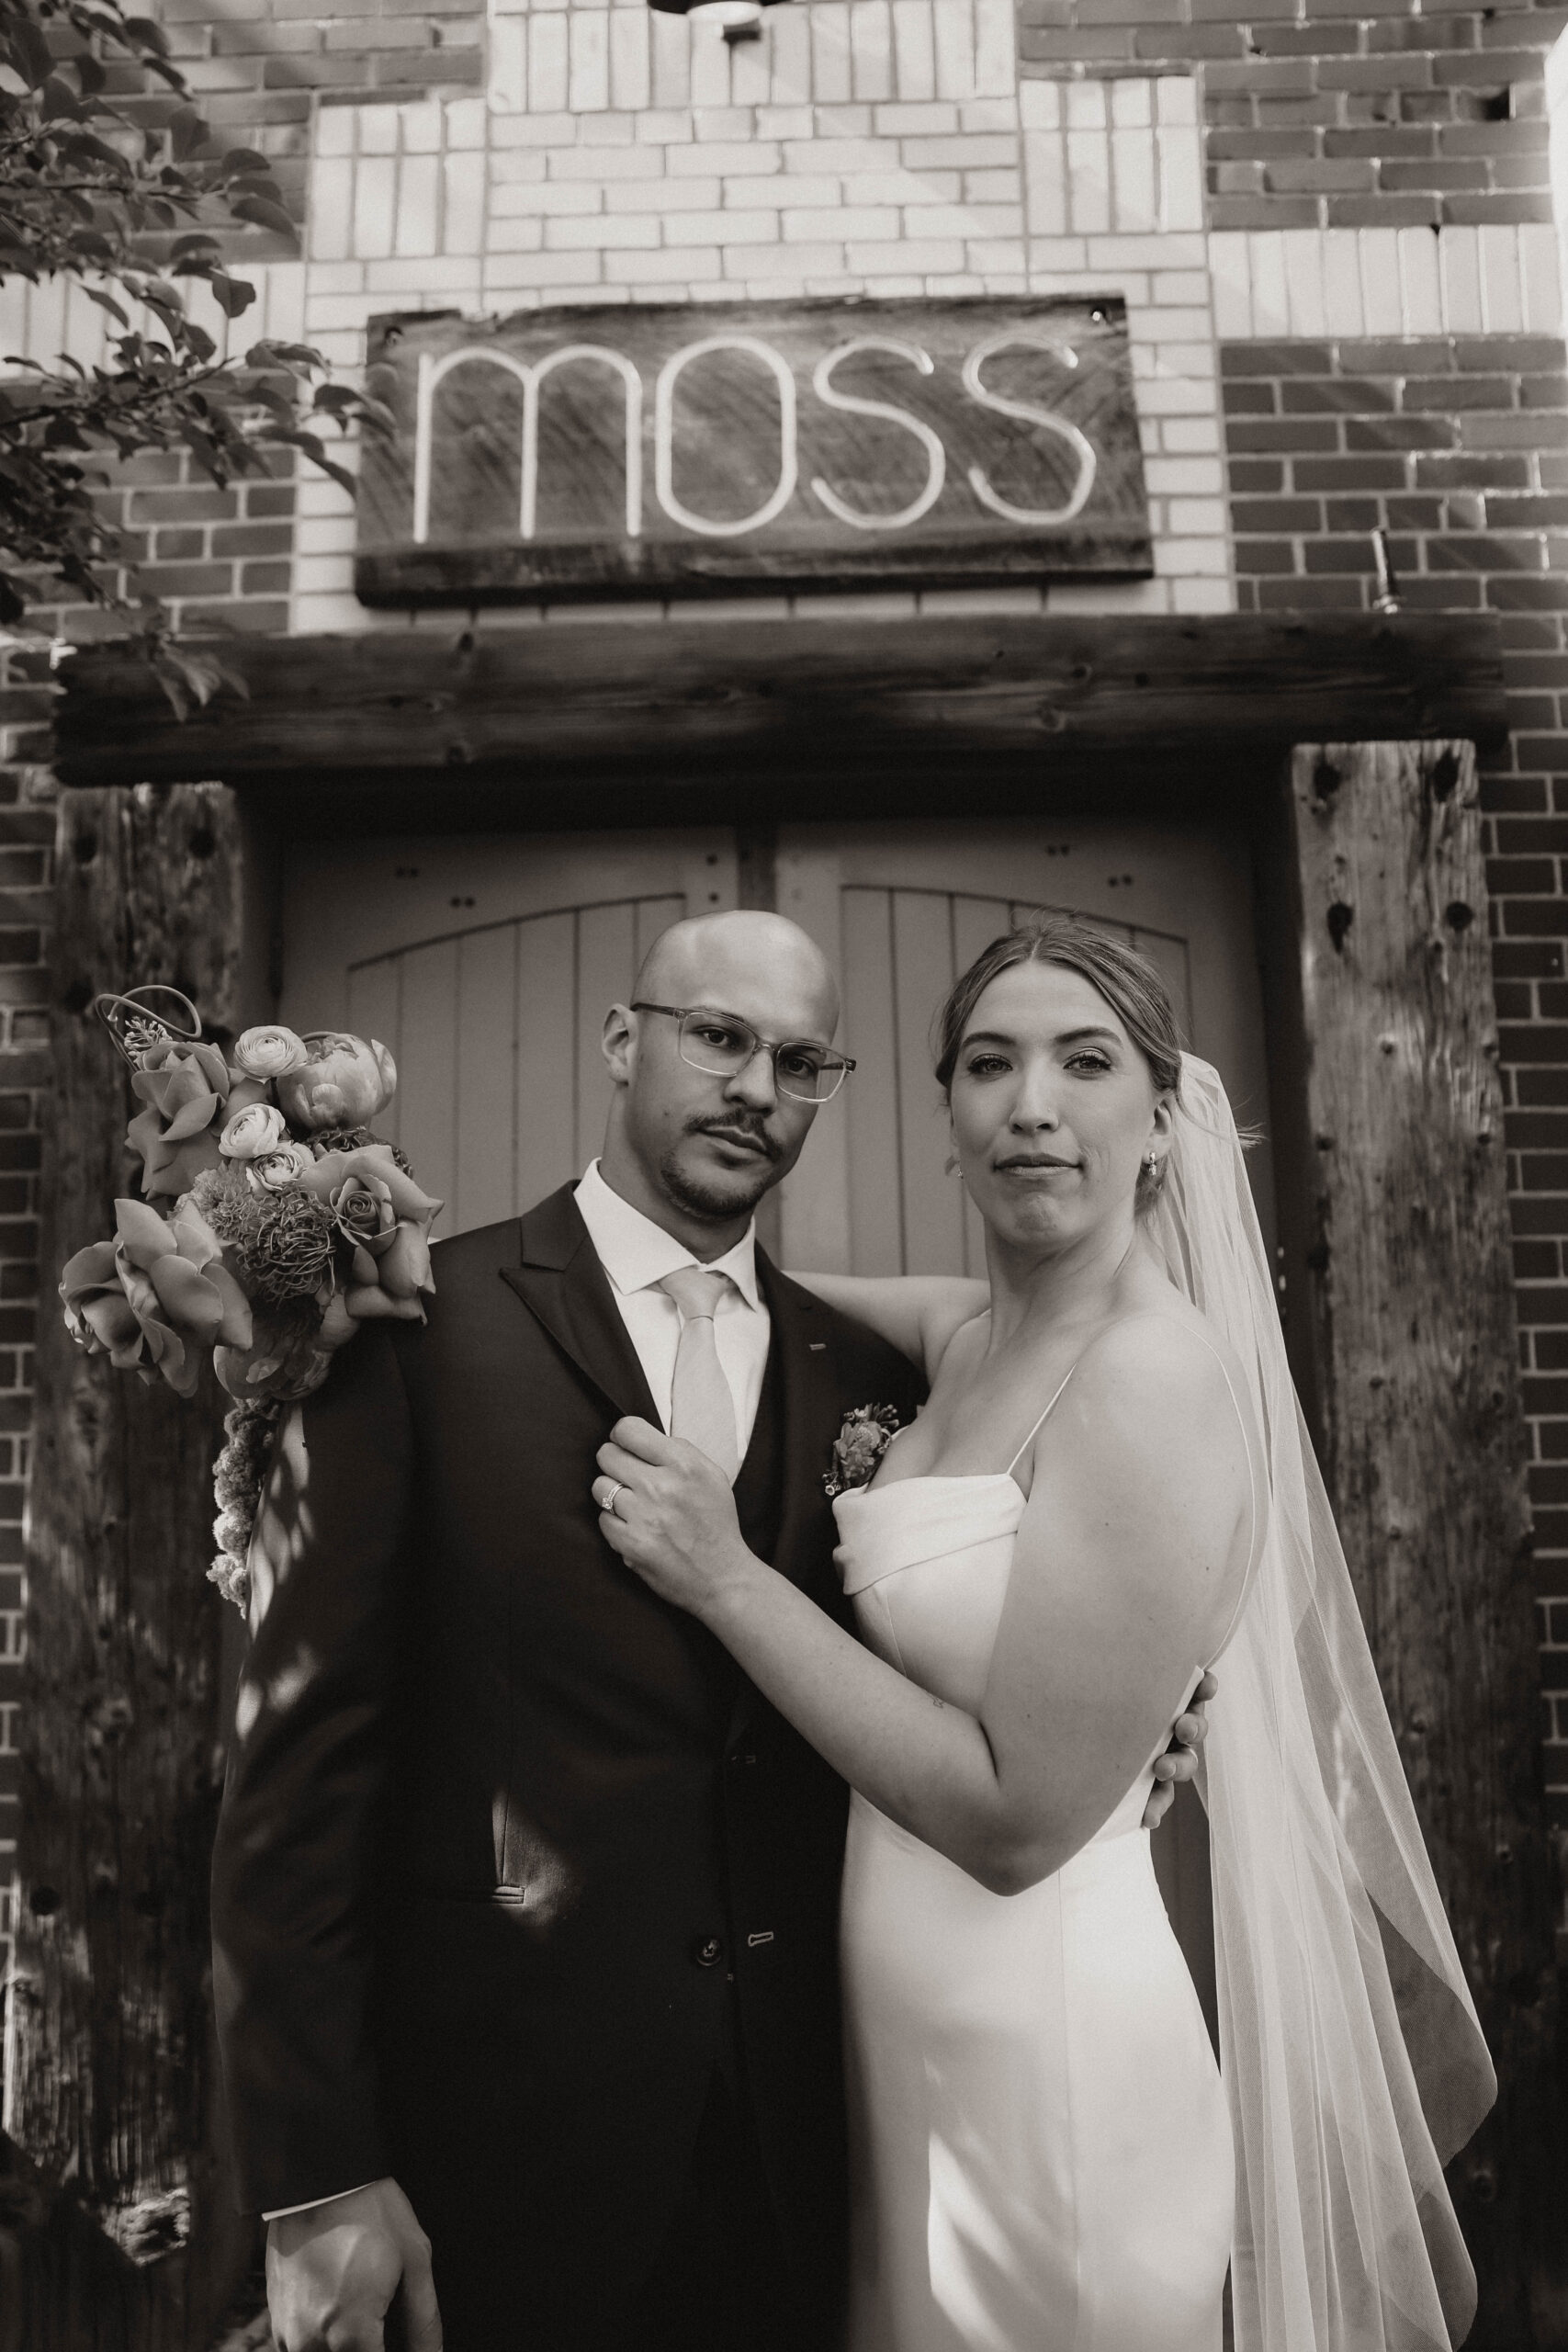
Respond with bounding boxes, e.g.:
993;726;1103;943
598;1479;624;1515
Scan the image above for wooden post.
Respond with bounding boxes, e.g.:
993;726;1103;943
7;785;253;2348
1286;741;1565;2344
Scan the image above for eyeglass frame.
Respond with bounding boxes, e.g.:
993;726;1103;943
629;1001;855;1102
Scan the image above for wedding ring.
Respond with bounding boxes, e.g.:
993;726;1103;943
598;1479;624;1515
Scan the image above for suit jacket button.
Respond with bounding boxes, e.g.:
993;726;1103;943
693;1934;725;1969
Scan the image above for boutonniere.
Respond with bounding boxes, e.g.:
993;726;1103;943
824;1403;903;1498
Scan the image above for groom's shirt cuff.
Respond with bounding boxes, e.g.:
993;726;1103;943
263;2181;378;2221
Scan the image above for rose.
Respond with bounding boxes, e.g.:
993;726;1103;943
294;1143;442;1322
275;1033;397;1134
332;1171;393;1248
220;1102;288;1162
125;1036;233;1199
231;1024;309;1081
247;1142;315;1193
60;1197;253;1398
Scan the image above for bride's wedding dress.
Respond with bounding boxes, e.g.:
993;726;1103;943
829;1059;1494;2352
833;1390;1234;2352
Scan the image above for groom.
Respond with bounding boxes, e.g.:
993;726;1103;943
211;909;1203;2352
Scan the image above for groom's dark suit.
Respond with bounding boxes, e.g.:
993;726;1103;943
210;1183;924;2349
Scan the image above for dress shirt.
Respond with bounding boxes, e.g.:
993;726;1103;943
572;1158;771;1464
261;1165;770;2224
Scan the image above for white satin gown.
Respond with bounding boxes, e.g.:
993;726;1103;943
832;1390;1235;2352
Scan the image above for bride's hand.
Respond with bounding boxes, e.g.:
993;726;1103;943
594;1418;756;1619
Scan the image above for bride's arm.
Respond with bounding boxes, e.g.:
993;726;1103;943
783;1271;989;1379
596;1318;1249;1894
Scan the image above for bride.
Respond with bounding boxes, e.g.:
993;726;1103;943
591;915;1495;2352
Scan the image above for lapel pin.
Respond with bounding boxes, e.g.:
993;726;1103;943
809;1341;827;1352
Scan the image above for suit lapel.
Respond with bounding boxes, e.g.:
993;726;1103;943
758;1251;840;1597
500;1184;660;1428
727;1252;843;1747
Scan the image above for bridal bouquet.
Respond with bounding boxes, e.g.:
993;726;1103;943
58;987;443;1609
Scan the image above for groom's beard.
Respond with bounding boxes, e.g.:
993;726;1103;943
660;1113;784;1220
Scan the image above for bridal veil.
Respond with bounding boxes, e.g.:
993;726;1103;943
1150;1055;1496;2352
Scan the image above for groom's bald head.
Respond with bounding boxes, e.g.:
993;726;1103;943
599;910;841;1250
632;910;840;1040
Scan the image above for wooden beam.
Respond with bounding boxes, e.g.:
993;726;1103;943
13;786;254;2345
1284;741;1565;2341
52;615;1506;791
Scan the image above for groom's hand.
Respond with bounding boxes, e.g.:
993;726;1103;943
1142;1668;1218;1830
266;2177;442;2352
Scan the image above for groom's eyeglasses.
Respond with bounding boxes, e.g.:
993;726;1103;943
631;1004;855;1103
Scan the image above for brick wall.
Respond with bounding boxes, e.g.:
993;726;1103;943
1015;0;1559;237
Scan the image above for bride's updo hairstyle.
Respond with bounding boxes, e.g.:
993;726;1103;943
933;914;1184;1216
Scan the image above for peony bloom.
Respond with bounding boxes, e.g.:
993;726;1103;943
247;1142;315;1193
126;1035;234;1198
220;1102;289;1162
231;1025;310;1082
276;1034;397;1133
61;1197;253;1398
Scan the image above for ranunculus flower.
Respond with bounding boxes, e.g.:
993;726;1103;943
60;1197;253;1398
220;1102;288;1162
125;1036;234;1198
275;1033;397;1133
232;1025;309;1081
247;1142;315;1193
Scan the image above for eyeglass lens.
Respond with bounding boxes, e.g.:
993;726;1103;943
677;1011;845;1102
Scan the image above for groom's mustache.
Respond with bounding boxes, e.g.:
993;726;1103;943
686;1114;784;1162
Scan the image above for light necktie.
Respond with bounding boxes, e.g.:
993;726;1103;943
657;1267;740;1483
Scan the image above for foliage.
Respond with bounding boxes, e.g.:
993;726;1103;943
0;0;385;685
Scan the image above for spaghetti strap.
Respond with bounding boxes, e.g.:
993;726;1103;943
1004;1368;1078;1478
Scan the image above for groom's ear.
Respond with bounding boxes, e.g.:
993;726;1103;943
603;1001;636;1086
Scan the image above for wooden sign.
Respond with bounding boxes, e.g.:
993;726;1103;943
355;296;1151;605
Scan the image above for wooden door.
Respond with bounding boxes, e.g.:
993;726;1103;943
280;828;739;1233
774;819;1275;1282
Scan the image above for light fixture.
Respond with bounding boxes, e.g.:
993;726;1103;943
649;0;785;40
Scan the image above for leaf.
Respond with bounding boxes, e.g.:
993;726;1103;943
83;285;130;327
171;232;221;259
8;17;52;87
229;194;295;239
122;16;170;56
216;148;268;175
165;103;206;162
209;272;254;320
184;321;215;364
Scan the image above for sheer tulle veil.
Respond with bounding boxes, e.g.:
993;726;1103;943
1148;1055;1496;2352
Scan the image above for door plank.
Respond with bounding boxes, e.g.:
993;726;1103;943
892;891;964;1278
517;910;578;1211
347;956;404;1153
575;902;637;1173
457;925;519;1234
396;938;459;1222
951;894;1011;1278
841;889;903;1275
635;894;684;967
